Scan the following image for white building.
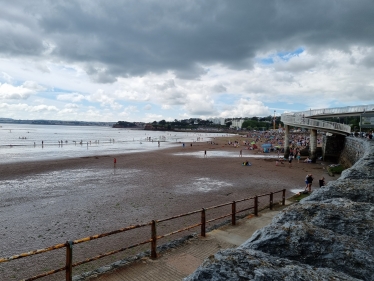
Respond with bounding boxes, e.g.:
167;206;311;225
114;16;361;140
230;119;245;129
208;118;226;126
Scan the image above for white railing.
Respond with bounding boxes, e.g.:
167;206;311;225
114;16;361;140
281;115;351;134
287;104;374;117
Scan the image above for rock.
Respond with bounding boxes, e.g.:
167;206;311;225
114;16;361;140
272;198;374;243
242;221;374;280
184;249;361;281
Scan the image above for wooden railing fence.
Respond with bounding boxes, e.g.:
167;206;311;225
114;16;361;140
0;189;286;281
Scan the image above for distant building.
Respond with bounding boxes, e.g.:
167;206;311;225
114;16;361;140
208;118;226;126
230;119;245;129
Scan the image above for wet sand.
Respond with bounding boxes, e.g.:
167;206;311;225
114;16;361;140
0;137;334;279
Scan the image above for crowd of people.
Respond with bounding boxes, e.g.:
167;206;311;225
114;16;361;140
230;129;333;194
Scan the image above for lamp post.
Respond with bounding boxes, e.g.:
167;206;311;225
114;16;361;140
273;110;276;130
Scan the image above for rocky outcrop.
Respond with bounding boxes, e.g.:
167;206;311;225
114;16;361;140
185;138;374;281
186;249;360;281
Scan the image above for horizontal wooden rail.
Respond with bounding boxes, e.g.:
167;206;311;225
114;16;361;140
157;209;201;223
72;239;152;268
2;188;286;281
205;201;232;210
73;222;151;245
157;223;201;240
206;213;232;223
235;196;255;203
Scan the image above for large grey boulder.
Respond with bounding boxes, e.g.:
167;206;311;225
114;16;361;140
184;249;362;281
301;179;374;204
272;198;374;243
242;221;374;280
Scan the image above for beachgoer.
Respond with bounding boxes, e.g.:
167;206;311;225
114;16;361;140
296;152;301;163
288;155;293;168
239;150;242;157
304;174;309;190
304;157;312;163
204;150;207;158
319;177;325;187
307;174;314;193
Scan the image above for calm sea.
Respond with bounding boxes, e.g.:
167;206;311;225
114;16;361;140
0;123;231;163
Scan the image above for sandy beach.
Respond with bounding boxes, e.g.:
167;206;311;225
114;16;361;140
0;136;334;279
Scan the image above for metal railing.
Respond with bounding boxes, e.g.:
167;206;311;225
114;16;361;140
0;189;286;281
281;114;351;134
284;104;374;118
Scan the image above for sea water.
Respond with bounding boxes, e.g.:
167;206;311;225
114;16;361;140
0;123;232;163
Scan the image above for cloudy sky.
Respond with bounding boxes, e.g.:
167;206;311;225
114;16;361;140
1;0;374;122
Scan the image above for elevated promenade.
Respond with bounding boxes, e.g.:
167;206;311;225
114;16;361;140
78;202;292;281
279;104;374;162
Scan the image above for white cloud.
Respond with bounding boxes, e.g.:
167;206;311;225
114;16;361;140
0;81;44;100
146;113;163;120
29;105;58;112
57;93;87;102
0;103;58;113
184;94;216;115
220;99;269;118
65;103;79;108
143;104;152;110
161;104;171;109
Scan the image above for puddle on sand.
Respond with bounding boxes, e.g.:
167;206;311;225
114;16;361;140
175;177;233;194
290;188;307;194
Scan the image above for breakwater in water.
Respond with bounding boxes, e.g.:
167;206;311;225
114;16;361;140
185;137;374;281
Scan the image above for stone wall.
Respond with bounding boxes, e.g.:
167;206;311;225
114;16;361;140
185;139;374;281
322;134;346;162
339;137;368;168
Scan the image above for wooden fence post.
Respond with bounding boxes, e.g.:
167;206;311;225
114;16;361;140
270;192;273;210
254;196;258;216
65;241;73;281
151;220;157;259
201;208;206;237
231;201;236;225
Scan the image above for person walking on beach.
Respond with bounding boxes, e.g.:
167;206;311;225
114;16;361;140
204;150;207;158
319;177;325;187
306;174;314;193
239;149;242;157
288;155;293;168
304;174;309;190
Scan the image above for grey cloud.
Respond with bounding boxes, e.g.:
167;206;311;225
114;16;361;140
85;65;117;83
2;1;374;80
212;84;227;93
156;79;176;91
161;91;186;105
361;52;374;69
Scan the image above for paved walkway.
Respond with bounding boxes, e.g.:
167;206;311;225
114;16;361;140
87;202;291;281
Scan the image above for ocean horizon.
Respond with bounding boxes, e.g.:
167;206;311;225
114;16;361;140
0;123;234;164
